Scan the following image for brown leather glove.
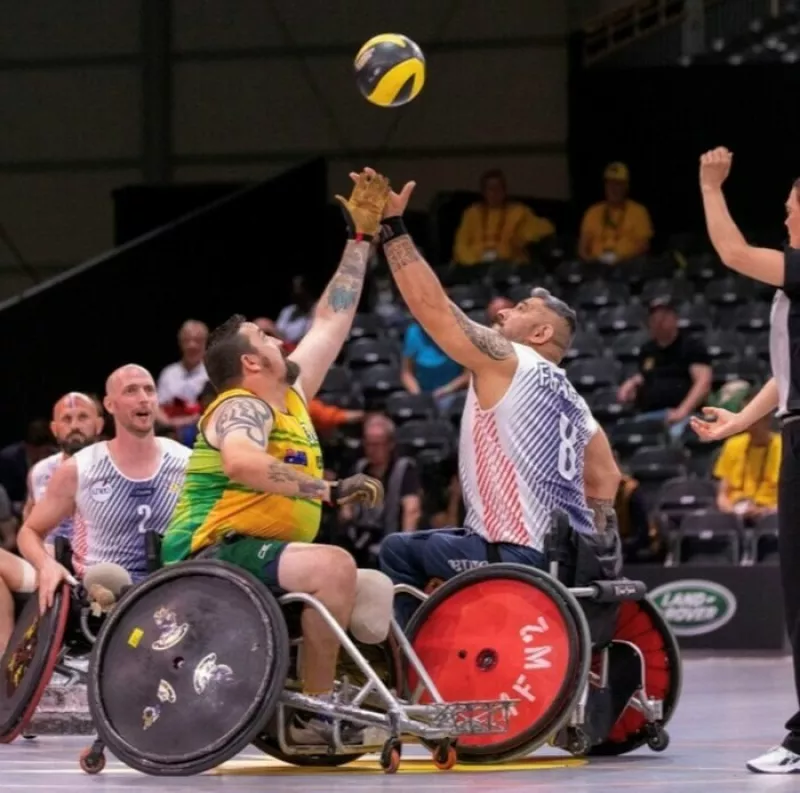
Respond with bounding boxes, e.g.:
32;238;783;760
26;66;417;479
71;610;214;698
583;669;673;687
329;473;385;507
334;169;391;241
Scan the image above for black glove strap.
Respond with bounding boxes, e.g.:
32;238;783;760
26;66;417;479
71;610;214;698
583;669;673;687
328;481;341;507
379;216;408;246
338;205;374;242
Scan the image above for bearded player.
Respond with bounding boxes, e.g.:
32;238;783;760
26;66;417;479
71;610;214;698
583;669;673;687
161;169;392;748
369;173;622;626
23;392;105;551
15;364;191;618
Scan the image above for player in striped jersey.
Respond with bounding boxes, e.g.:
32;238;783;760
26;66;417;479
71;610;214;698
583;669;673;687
23;392;105;550
16;364;190;616
0;391;104;652
372;176;622;627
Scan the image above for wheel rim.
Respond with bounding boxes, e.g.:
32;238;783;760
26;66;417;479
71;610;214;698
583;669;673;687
406;565;583;755
89;562;288;775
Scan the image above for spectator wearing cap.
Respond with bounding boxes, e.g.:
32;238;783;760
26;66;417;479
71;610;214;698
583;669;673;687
578;162;654;265
617;298;712;440
453;170;555;267
713;390;780;522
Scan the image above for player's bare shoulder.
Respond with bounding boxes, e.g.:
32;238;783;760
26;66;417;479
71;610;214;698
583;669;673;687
206;394;273;448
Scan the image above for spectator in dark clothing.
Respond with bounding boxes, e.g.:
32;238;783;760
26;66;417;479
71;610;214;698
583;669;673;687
617;297;712;440
338;414;422;566
0;419;56;517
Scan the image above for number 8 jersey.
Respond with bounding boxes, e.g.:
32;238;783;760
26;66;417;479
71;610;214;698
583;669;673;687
71;438;191;581
458;342;598;551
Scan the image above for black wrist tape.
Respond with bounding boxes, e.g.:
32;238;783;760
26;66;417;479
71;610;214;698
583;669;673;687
379;216;408;246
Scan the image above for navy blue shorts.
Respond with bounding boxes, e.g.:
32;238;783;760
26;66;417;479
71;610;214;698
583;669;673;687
378;528;546;629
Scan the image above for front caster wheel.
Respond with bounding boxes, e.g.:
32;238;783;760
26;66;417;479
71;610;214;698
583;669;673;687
433;741;457;770
646;724;670;752
381;739;402;774
79;747;106;775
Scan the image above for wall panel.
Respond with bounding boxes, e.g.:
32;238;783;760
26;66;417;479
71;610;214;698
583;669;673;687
0;171;141;266
173;0;564;52
0;69;141;162
0;1;140;59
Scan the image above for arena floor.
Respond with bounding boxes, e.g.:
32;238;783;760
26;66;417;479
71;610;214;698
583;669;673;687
0;653;795;791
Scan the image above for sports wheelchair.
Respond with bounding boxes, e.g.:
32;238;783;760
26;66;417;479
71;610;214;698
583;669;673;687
400;511;681;762
0;535;158;744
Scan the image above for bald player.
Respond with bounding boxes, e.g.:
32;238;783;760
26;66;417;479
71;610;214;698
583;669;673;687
370;173;621;626
17;365;191;615
23;392;105;551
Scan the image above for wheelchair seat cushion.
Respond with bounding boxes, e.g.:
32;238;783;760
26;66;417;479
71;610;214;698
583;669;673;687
350;569;393;645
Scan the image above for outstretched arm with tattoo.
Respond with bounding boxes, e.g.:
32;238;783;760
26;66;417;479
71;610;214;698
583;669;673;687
376;180;517;377
208;396;384;507
289;169;390;400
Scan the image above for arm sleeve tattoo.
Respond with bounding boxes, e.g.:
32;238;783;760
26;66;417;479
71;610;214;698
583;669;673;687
586;497;616;532
323;241;369;314
214;397;271;447
449;303;514;361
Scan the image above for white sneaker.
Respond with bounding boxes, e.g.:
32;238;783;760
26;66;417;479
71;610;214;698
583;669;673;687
746;745;800;773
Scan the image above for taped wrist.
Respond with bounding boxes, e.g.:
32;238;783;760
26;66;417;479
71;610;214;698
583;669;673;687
379;216;408;246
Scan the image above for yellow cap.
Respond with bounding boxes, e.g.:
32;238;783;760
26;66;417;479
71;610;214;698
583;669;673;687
604;162;629;182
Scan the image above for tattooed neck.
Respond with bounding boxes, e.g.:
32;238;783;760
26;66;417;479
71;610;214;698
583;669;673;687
586;496;615;532
322;240;369;314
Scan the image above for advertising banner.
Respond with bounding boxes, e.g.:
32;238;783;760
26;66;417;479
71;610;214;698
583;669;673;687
632;565;787;651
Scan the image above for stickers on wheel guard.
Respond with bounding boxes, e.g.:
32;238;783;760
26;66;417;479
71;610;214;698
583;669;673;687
193;653;233;695
151;607;189;652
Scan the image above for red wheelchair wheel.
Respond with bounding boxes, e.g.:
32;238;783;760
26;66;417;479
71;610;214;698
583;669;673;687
405;564;590;763
588;598;682;756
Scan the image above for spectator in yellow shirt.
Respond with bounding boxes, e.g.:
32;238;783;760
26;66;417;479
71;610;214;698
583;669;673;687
713;410;780;520
578;162;653;264
453;170;555;266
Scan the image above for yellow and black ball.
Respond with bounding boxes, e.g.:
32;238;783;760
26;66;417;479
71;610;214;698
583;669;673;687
354;33;425;108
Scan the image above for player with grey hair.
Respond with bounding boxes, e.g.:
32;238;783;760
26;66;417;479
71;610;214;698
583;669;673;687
366;171;621;627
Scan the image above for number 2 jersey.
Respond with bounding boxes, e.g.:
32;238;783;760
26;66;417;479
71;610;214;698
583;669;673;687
71;438;191;581
458;342;598;551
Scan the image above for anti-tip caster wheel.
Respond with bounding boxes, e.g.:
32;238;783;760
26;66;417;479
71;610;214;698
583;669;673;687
22;733;37;741
380;739;402;774
432;741;458;771
646;723;670;752
565;727;591;757
79;746;106;775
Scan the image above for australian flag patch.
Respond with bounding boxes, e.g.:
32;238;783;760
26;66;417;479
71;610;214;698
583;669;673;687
283;448;308;466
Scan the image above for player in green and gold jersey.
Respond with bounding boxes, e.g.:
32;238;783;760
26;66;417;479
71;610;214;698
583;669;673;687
162;169;391;747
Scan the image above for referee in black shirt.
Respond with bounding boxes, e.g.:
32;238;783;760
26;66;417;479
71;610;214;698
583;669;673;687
692;146;800;774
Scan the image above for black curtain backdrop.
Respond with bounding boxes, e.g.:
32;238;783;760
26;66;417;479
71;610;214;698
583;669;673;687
568;60;800;246
0;158;328;445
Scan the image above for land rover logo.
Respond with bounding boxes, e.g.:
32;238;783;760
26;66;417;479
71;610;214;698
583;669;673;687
648;579;737;637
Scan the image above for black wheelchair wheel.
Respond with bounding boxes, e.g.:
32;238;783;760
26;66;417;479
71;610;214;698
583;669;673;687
588;598;682;756
87;560;289;776
253;628;403;767
0;584;71;743
405;563;591;764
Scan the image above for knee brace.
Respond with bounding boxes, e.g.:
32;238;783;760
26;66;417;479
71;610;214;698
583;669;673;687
350;569;394;645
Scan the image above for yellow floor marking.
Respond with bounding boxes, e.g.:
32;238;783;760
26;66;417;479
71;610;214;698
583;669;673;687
208;754;588;775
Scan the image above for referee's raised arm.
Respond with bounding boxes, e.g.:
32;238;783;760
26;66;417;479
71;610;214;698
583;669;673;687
699;147;800;289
